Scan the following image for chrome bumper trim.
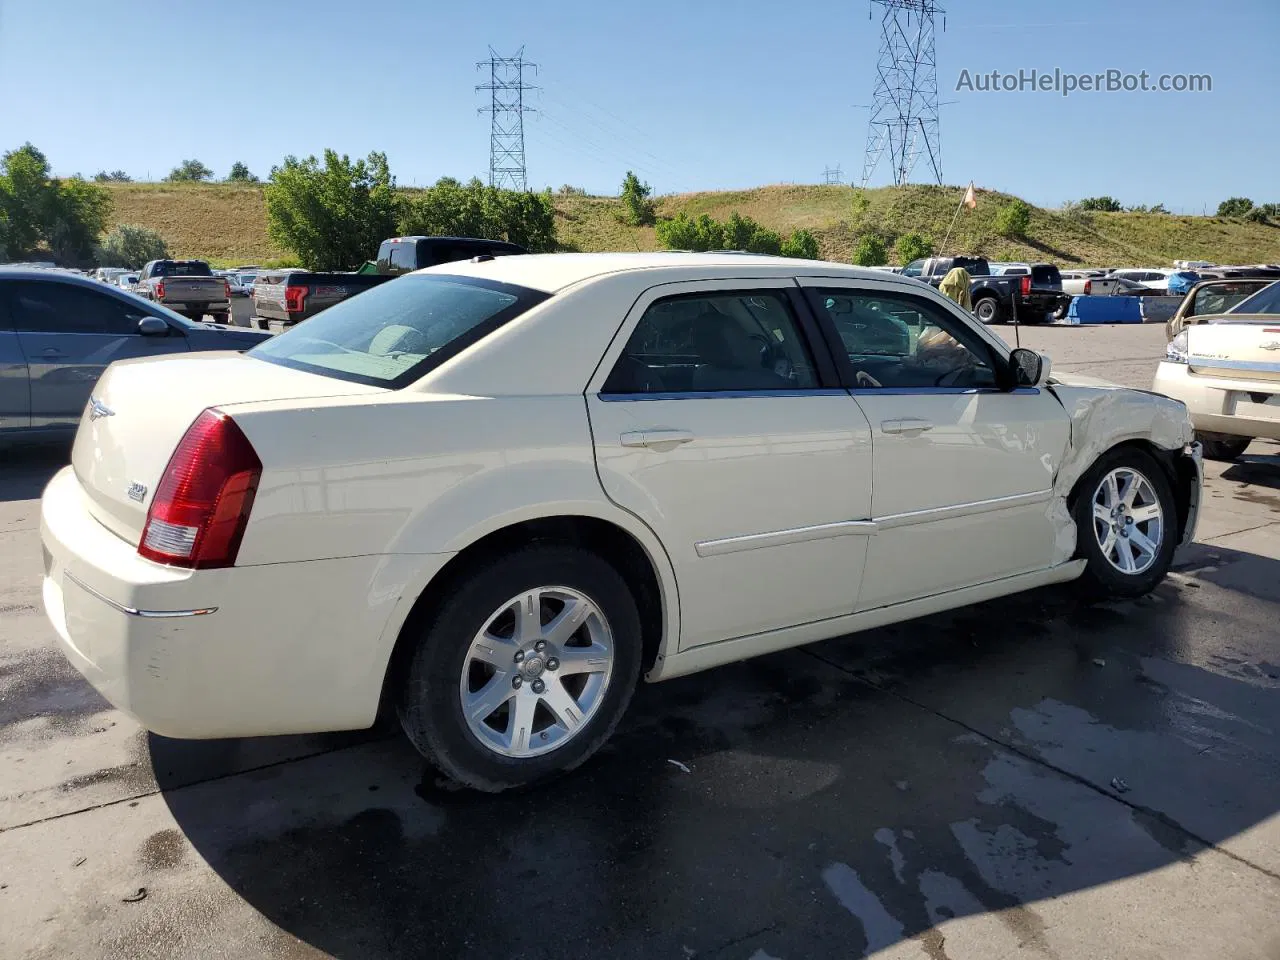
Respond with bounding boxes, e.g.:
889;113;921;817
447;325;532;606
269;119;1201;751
65;572;218;618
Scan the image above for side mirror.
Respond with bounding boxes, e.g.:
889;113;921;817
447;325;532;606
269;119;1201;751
1010;347;1050;387
137;316;170;336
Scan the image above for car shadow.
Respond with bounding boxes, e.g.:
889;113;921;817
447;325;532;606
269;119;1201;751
1222;449;1280;491
152;545;1280;959
0;439;71;503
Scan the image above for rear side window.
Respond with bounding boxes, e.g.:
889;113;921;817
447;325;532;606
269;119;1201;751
249;274;547;388
1191;282;1266;317
602;291;818;395
1031;265;1061;285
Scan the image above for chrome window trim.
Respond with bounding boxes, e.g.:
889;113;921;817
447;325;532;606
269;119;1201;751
65;571;218;618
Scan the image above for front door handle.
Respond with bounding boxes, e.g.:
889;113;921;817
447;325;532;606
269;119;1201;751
41;348;65;359
882;418;934;436
620;429;695;452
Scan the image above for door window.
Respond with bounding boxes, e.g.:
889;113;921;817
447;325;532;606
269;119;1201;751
603;291;819;395
9;281;139;335
810;289;999;390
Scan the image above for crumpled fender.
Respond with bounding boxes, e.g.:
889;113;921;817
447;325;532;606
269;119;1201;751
1046;376;1197;561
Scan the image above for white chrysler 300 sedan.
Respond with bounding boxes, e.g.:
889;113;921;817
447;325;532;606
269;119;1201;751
41;253;1203;791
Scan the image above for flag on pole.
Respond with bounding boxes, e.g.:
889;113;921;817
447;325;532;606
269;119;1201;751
963;182;977;210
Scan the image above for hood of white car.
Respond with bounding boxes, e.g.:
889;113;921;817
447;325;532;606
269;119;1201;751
1048;371;1119;388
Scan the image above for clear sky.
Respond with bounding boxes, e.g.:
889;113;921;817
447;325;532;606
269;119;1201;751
1;0;1276;212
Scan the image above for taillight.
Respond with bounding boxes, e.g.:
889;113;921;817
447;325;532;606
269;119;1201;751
1020;275;1032;297
1084;279;1092;295
139;409;262;569
284;284;307;313
155;281;165;299
224;279;232;299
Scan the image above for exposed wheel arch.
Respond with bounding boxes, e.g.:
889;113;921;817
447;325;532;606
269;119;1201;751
1068;439;1195;545
379;516;669;719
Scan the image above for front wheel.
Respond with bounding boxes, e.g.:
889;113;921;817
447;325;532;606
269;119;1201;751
1199;433;1251;461
397;545;643;792
974;296;1002;324
1073;448;1177;598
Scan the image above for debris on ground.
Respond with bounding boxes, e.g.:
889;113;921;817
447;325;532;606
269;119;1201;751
72;857;85;868
1111;777;1131;794
667;759;692;774
121;887;147;903
1093;658;1107;667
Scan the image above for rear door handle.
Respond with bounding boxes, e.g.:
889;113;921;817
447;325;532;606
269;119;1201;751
620;429;695;452
881;418;934;436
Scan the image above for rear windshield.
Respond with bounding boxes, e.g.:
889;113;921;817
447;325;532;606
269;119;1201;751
153;261;212;277
249;274;548;388
1228;279;1280;316
1031;265;1061;285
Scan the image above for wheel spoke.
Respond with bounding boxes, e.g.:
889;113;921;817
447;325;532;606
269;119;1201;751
1100;530;1117;558
506;692;537;753
514;591;542;645
540;678;585;732
1129;528;1158;559
555;644;611;676
465;676;514;723
471;632;517;667
1093;502;1112;523
543;597;592;648
1122;474;1141;509
1116;537;1137;572
1105;472;1121;508
1130;503;1161;524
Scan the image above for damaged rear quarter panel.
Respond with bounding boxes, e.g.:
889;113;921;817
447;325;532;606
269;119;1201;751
1046;379;1197;561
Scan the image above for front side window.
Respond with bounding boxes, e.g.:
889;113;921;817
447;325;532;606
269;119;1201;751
7;281;139;335
810;289;999;390
603;291;818;395
249;274;546;388
901;259;926;278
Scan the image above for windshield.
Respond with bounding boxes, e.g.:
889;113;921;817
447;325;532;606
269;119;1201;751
1227;279;1280;316
249;274;548;388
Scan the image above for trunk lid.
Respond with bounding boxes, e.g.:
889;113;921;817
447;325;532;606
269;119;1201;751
1188;321;1280;383
162;276;224;301
71;352;383;545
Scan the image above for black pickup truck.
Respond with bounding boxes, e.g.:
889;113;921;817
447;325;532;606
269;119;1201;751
901;256;1067;324
253;236;528;328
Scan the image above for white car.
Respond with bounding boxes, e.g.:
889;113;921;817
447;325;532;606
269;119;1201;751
1154;279;1280;460
1108;268;1177;291
40;253;1203;791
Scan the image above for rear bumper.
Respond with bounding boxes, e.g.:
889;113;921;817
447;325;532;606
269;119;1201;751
1152;361;1280;441
161;299;231;311
39;466;445;739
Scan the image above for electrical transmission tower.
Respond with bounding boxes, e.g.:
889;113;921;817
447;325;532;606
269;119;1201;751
476;47;537;191
860;0;945;188
823;164;844;185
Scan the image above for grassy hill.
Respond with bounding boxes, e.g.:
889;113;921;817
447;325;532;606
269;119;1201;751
103;181;1280;269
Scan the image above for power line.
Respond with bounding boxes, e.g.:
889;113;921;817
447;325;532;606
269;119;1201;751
861;0;945;188
477;46;537;191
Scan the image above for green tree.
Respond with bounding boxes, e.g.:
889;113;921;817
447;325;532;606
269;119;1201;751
894;232;934;265
96;224;170;268
995;199;1032;239
226;162;258;183
397;176;556;252
1078;196;1122;212
0;143;111;264
264;150;398;270
1217;197;1254;217
1245;206;1268;223
850;189;870;219
781;228;820;260
1259;203;1280;219
619;170;655;226
656;212;724;252
853;235;888;266
93;170;132;183
166;159;214;182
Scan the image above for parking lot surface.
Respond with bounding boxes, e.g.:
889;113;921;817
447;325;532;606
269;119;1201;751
2;322;1279;959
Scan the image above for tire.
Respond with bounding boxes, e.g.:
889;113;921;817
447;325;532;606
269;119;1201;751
1073;447;1178;599
1198;433;1251;461
397;545;643;792
974;296;1002;324
209;313;230;325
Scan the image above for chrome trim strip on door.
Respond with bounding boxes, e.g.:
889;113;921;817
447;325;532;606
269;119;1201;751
1189;357;1280;375
695;519;878;557
65;572;218;618
874;489;1051;530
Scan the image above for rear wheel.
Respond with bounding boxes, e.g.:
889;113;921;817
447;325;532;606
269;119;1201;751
1199;433;1251;461
209;312;230;324
1073;447;1177;598
974;296;1002;324
397;545;642;792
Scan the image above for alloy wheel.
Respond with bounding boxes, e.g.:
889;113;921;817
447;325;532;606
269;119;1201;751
1091;466;1164;575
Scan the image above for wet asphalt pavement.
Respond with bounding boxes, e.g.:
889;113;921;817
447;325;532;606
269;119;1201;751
2;323;1280;959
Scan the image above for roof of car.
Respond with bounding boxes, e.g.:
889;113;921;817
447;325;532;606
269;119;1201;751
0;266;108;287
420;252;906;294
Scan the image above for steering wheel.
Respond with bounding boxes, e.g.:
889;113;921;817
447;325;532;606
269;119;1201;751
934;367;969;387
292;335;364;357
855;370;883;389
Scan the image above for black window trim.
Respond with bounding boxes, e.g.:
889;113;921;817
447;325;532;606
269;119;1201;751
801;283;1020;395
248;274;550;390
597;284;841;401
